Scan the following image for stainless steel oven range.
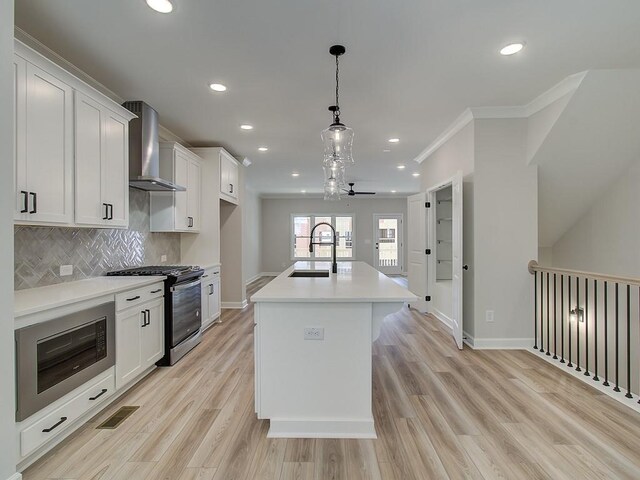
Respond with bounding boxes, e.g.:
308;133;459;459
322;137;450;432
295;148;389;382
107;266;204;366
15;302;115;421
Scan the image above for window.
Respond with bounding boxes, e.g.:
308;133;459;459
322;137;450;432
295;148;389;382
292;214;355;260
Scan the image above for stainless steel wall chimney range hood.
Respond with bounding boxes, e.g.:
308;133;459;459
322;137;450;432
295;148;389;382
122;101;186;192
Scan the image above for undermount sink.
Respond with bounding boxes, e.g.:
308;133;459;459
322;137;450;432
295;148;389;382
289;270;330;278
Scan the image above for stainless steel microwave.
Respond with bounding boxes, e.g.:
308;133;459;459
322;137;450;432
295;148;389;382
15;302;115;421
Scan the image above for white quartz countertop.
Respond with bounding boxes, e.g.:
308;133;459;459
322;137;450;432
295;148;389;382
14;276;166;318
251;261;417;303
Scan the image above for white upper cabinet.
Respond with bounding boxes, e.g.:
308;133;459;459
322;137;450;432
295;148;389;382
14;40;135;228
74;93;130;228
219;149;239;205
150;143;202;233
14;54;74;225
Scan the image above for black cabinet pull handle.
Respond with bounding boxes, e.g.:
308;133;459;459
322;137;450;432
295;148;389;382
108;204;113;220
126;295;140;302
102;203;109;220
141;310;147;327
146;309;151;326
229;184;233;194
89;388;107;401
150;289;162;294
29;192;37;214
42;416;67;433
20;191;28;213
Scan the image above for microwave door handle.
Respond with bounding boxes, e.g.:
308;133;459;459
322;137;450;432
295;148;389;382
170;279;201;292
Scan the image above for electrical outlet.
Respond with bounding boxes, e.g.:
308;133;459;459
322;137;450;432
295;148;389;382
304;327;324;340
60;265;73;276
486;310;495;323
160;254;167;263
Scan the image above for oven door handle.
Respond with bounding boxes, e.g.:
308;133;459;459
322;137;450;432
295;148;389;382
170;279;201;292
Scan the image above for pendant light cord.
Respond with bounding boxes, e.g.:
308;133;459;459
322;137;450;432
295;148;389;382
334;54;340;122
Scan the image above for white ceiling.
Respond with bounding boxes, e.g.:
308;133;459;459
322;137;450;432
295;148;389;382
15;0;640;195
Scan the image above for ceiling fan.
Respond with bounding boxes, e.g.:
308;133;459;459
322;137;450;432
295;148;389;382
343;182;376;196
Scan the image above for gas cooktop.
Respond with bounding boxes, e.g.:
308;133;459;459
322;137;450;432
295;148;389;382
106;265;202;278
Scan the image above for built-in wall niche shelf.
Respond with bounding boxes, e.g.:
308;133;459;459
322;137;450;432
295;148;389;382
435;185;453;281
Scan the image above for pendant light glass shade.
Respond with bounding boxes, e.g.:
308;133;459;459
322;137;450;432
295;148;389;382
324;179;341;201
321;123;354;165
323;161;346;188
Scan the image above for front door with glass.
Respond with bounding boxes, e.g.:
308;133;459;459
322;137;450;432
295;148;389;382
373;214;403;275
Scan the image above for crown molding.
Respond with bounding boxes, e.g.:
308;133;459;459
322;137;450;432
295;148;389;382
413;71;588;164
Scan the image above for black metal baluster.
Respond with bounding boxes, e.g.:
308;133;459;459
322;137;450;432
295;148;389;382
576;277;581;372
546;272;551;355
614;283;620;392
626;285;632;398
540;272;545;353
553;273;558;359
568;276;573;368
560;275;565;363
593;280;599;381
584;278;590;376
603;281;609;387
534;272;538;350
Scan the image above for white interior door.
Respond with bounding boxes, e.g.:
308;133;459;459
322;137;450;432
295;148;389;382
451;172;464;349
407;193;427;312
373;214;403;275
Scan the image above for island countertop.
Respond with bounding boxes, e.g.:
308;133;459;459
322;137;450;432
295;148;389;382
251;261;417;303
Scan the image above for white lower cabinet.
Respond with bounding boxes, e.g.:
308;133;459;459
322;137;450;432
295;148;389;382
115;283;164;389
201;267;221;330
19;371;115;458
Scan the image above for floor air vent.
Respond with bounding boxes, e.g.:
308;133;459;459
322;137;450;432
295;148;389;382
96;406;139;429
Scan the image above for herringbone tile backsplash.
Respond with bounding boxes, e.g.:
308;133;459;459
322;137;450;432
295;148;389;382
15;189;181;290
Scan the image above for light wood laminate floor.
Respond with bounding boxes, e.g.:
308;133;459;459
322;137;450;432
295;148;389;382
23;277;640;480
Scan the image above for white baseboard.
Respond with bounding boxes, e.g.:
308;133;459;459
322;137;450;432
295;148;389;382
464;334;533;350
531;349;640;414
267;418;376;439
245;273;262;285
432;308;453;332
260;272;281;277
221;300;248;309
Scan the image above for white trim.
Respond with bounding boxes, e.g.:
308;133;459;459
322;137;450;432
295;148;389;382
6;474;22;480
413;71;587;164
260;272;281;277
372;213;404;275
245;273;262;286
463;334;534;350
267;418;376;439
290;213;356;262
221;300;248;309
431;308;453;332
531;349;640;414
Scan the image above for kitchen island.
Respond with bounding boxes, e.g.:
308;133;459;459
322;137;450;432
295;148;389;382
251;261;416;438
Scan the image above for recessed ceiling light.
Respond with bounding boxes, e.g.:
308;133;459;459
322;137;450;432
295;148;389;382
397;165;405;170
146;0;173;13
291;172;300;177
209;83;227;92
388;138;400;143
383;149;391;153
500;43;525;56
391;190;397;193
258;147;268;152
412;172;420;177
301;190;307;193
240;124;254;130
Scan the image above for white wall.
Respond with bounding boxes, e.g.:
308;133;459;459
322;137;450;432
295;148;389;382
420;122;475;337
260;197;407;274
473;118;538;343
552;159;640;277
243;188;262;284
1;1;18;478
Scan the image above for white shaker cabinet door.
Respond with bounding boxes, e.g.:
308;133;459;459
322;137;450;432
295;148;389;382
141;299;164;367
173;150;190;231
116;308;143;389
102;110;129;227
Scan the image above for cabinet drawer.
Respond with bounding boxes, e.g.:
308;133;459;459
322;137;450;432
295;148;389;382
115;282;164;311
21;373;115;457
200;267;220;280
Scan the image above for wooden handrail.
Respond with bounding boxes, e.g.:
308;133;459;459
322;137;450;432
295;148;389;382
528;260;640;287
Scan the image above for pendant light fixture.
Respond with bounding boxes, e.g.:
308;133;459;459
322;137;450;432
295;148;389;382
322;45;354;200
